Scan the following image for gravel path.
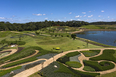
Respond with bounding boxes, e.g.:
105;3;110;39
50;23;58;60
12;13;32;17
13;48;116;77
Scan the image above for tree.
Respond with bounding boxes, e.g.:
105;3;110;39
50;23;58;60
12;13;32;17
71;34;76;40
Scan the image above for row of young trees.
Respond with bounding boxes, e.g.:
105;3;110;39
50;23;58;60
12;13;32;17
0;20;89;31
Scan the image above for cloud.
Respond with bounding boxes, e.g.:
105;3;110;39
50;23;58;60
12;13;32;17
101;10;104;12
33;13;42;16
70;19;73;21
98;15;101;17
75;15;80;18
77;19;81;20
0;17;5;19
43;14;46;15
58;19;61;21
89;11;91;12
108;16;110;18
69;12;72;14
88;15;93;17
45;18;48;19
83;15;86;17
82;12;86;14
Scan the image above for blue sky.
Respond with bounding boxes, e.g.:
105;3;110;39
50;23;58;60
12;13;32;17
0;0;116;23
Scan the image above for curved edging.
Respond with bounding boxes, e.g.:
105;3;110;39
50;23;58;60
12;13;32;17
13;48;116;77
0;49;17;59
0;50;39;70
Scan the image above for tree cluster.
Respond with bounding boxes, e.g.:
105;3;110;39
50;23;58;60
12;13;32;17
0;20;88;31
90;21;116;25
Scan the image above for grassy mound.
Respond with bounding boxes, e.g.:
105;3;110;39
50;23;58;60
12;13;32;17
65;61;82;68
0;66;21;77
83;66;95;72
90;49;116;63
81;50;100;57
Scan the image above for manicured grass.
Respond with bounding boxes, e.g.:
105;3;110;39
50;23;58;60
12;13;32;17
0;46;37;63
65;61;82;68
0;66;21;77
83;66;95;72
2;47;57;68
90;49;116;63
83;60;115;71
81;50;100;57
81;25;102;29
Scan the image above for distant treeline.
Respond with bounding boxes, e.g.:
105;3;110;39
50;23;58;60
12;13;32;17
0;20;116;31
90;21;116;25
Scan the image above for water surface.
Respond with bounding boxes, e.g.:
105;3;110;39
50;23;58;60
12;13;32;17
76;31;116;46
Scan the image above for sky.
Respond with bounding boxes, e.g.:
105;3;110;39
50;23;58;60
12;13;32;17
0;0;116;23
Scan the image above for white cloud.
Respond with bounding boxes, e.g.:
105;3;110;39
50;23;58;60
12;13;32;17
0;17;5;19
45;18;48;19
101;10;104;12
98;15;101;17
69;12;72;14
82;12;86;14
58;19;61;21
75;15;80;18
89;11;91;12
108;16;110;18
70;19;73;21
51;13;53;14
33;13;42;16
43;14;46;15
88;15;93;17
64;17;66;19
77;19;81;20
83;15;86;17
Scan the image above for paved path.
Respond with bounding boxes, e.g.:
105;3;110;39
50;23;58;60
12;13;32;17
0;50;39;70
12;48;116;77
0;49;17;59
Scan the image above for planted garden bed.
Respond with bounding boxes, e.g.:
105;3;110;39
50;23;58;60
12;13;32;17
90;49;116;63
83;60;115;71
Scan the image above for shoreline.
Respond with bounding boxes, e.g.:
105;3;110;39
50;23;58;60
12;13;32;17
71;29;116;34
71;29;116;47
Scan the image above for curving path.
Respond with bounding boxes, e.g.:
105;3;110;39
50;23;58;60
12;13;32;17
0;50;40;70
0;49;17;59
12;48;116;77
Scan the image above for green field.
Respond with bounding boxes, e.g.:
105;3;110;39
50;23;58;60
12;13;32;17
0;26;116;77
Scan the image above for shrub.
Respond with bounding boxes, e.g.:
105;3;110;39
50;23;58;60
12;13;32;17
83;66;95;72
55;47;60;50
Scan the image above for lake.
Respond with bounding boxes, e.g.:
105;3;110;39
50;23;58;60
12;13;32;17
76;31;116;46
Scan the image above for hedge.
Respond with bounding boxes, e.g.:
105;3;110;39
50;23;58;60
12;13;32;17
83;60;115;71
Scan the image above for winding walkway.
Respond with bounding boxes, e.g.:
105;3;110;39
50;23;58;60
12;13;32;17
0;50;40;70
0;49;17;59
12;48;116;77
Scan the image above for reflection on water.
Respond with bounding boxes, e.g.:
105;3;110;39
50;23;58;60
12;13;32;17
76;31;116;46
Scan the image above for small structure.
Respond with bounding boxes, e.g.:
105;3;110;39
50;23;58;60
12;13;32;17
10;71;14;74
54;65;57;68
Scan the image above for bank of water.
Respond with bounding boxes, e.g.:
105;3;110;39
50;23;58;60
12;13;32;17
76;31;116;46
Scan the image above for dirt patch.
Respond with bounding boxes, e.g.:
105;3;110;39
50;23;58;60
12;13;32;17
15;47;24;53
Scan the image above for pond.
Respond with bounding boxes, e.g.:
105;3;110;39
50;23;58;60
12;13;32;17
76;31;116;46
